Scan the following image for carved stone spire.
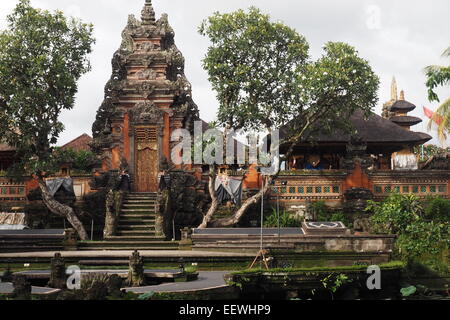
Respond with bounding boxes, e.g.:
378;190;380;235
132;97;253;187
390;76;398;101
141;0;156;25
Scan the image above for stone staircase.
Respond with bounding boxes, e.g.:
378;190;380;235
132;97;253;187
79;193;178;251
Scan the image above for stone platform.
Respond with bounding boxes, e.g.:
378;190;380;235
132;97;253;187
191;227;395;255
0;229;65;253
0;250;255;266
13;268;185;281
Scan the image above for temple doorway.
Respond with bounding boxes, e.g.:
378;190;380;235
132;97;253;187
135;126;159;192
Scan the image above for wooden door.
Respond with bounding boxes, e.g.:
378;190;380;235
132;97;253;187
135;127;158;192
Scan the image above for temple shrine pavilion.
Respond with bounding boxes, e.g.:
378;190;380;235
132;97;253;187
270;79;447;208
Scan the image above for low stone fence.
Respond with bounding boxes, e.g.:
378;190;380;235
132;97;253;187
191;227;395;265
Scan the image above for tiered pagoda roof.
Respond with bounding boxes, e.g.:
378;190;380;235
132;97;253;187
280;109;432;154
389;115;423;127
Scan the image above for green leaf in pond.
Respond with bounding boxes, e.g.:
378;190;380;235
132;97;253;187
400;286;417;297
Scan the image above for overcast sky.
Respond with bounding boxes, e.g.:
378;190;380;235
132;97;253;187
1;0;449;146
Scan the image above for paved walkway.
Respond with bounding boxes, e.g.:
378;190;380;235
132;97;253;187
1;271;231;296
0;250;254;259
125;271;230;294
0;282;61;295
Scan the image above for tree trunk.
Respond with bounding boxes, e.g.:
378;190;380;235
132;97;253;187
38;178;88;240
198;171;219;229
197;117;315;228
209;177;272;228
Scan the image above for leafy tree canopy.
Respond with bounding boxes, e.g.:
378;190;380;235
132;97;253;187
198;7;379;228
199;7;379;142
0;0;95;240
0;0;95;173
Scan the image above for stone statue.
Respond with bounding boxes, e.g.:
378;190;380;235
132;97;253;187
126;250;145;287
12;275;32;300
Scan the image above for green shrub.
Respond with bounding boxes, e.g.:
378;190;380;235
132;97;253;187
366;193;423;234
309;201;329;221
52;148;97;173
367;193;449;268
264;208;300;228
424;197;450;223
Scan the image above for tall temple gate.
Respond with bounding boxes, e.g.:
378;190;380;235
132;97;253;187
91;0;200;192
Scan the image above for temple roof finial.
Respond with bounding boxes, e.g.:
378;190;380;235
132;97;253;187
399;90;405;100
391;76;398;101
141;0;156;25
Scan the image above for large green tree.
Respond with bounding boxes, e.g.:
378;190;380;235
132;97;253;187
425;46;450;142
0;0;95;239
198;7;379;227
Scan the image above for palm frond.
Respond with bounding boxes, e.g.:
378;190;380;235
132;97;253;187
442;46;450;58
424;64;446;74
428;97;450;143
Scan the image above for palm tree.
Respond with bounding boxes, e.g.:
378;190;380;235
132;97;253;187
425;46;450;143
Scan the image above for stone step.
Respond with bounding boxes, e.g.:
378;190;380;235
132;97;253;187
80;241;178;248
117;225;155;231
116;230;157;236
118;214;157;220
78;246;179;251
118;219;156;225
105;236;168;241
0;246;64;253
128;193;157;195
124;195;157;199
122;203;157;209
121;209;157;213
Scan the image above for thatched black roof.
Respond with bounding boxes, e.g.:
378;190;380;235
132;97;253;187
280;110;431;153
391;100;416;112
390;115;422;126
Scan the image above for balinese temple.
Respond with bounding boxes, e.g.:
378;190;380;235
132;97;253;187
0;1;448;220
271;78;448;208
383;78;426;170
281;78;431;172
90;0;202;193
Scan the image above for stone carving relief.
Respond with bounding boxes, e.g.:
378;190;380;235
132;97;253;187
136;42;157;52
130;101;163;124
136;69;157;80
343;135;374;170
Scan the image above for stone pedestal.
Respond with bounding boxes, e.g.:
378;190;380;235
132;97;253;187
63;228;78;251
179;227;193;250
343;187;374;233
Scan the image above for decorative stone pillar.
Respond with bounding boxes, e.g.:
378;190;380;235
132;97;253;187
179;227;193;250
48;253;67;289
